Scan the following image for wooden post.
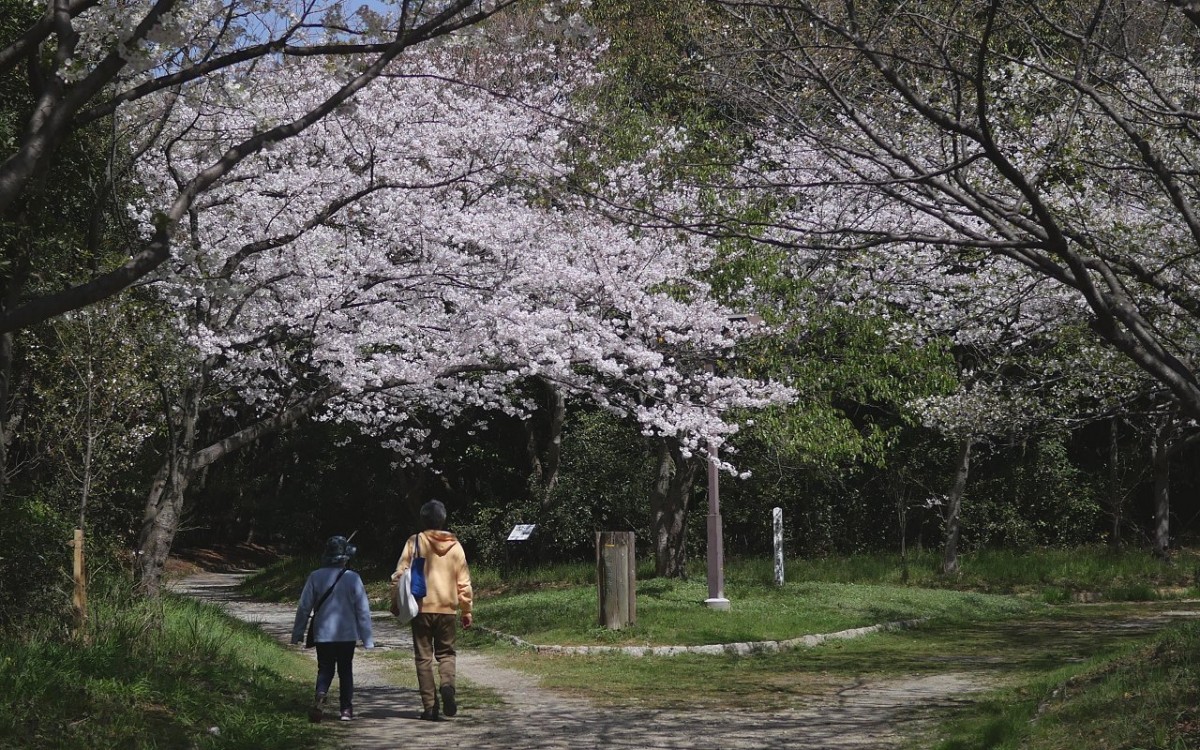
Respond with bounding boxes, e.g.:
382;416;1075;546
596;531;636;629
72;528;87;636
772;507;785;586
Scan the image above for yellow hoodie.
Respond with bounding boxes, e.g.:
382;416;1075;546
392;530;473;616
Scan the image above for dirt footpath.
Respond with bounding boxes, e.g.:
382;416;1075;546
172;571;996;749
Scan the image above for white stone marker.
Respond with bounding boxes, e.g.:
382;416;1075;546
773;506;784;586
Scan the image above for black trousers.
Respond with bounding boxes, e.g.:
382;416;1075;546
315;641;357;710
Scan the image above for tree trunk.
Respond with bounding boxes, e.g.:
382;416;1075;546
1107;417;1122;551
0;328;11;507
136;460;193;597
134;381;344;595
1151;421;1173;562
893;482;909;583
132;371;465;596
136;384;201;596
540;383;565;505
525;377;566;509
941;436;974;576
649;437;698;579
78;404;95;529
0;263;27;507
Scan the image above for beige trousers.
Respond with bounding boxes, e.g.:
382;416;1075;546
411;613;457;711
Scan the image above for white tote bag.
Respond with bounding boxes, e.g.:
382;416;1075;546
390;537;421;624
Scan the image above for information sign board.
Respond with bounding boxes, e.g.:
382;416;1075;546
507;524;537;541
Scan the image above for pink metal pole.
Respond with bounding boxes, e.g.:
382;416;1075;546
705;441;729;609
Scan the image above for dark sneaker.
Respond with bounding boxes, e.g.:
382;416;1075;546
339;708;353;722
308;693;327;723
440;685;457;717
420;708;443;721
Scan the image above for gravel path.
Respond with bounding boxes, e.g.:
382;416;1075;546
172;571;992;749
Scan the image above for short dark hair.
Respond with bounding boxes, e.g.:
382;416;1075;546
420;499;447;530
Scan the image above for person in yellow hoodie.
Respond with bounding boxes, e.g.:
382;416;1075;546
393;499;473;720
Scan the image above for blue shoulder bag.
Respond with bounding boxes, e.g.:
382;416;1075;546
410;534;427;598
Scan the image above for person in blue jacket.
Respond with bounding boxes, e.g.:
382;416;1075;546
291;535;375;722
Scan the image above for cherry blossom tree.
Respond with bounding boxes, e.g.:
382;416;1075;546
127;37;792;592
604;0;1200;558
1;0;526;331
0;0;527;519
700;0;1200;424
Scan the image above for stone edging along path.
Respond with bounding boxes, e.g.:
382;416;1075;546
476;618;928;656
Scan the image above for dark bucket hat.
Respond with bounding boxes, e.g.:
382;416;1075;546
321;535;357;565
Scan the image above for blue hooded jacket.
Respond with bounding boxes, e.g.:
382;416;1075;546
291;565;375;647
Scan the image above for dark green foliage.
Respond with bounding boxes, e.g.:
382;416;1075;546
587;0;720;118
185;403;657;569
181;378;1200;568
1;0;168;626
0;290;171;625
181;420;418;563
967;436;1103;549
1;0;132;299
451;405;652;564
0;496;73;627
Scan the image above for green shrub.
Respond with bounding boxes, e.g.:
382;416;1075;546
0;497;74;626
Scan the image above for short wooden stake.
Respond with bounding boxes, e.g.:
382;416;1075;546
72;528;88;637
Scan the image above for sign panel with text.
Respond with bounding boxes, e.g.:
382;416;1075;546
507;524;537;541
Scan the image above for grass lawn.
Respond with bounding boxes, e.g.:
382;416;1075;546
473;576;1039;646
927;620;1200;750
452;546;1200;647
